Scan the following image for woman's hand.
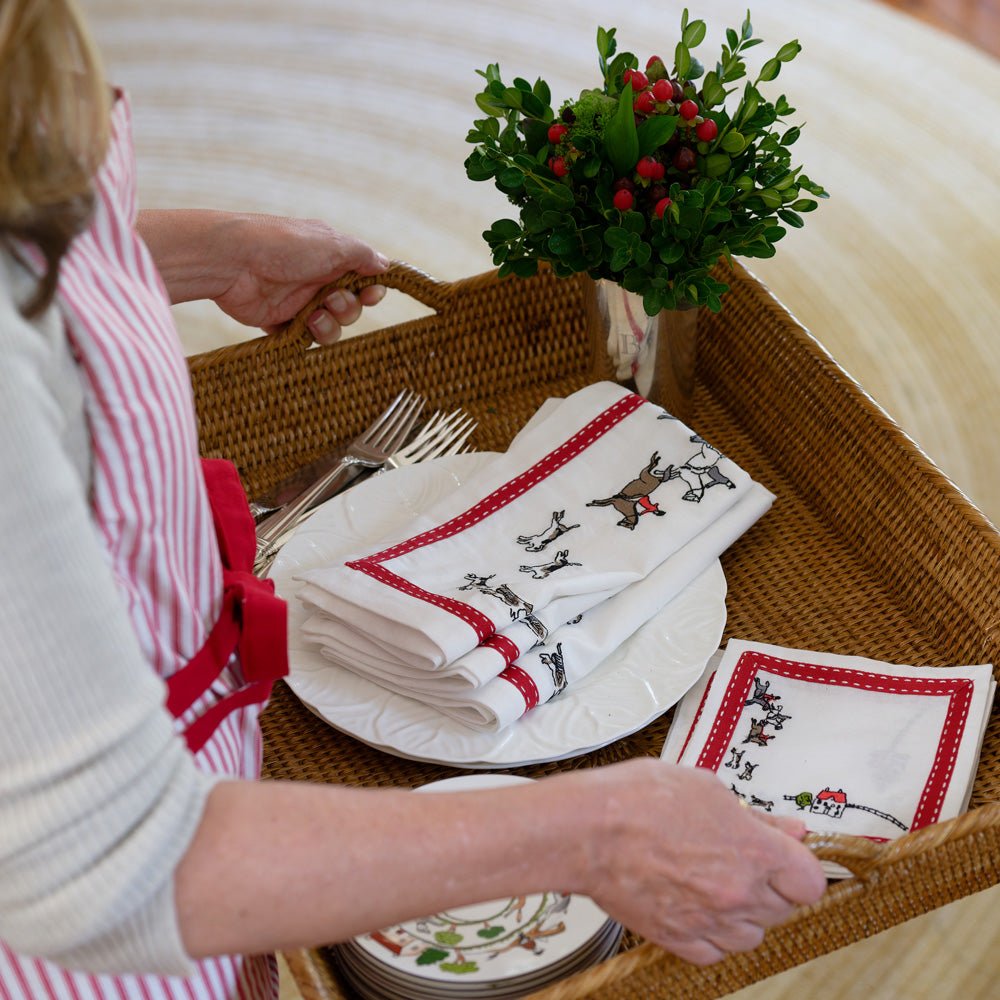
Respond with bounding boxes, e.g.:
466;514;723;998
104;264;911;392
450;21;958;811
137;210;389;344
562;759;827;965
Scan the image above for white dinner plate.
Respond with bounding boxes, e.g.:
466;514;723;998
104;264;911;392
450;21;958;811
269;452;727;768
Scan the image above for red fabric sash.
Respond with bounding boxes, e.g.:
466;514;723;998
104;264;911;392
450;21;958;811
165;459;288;752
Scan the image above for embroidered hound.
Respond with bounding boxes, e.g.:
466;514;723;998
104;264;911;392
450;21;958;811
519;550;581;580
724;747;746;770
458;573;548;640
516;510;580;552
539;642;568;698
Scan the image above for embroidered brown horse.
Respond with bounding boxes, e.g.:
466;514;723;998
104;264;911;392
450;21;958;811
586;452;677;530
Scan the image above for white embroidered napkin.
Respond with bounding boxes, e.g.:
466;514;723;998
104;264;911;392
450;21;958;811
304;485;771;731
662;639;996;877
297;382;762;677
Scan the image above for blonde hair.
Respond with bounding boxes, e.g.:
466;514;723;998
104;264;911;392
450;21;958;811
0;0;110;315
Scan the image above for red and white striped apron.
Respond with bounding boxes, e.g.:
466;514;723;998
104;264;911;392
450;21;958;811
0;96;285;999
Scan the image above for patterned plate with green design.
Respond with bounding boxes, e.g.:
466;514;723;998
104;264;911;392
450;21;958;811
343;775;618;989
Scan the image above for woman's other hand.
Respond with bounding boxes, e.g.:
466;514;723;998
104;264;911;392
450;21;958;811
561;759;827;965
137;209;389;344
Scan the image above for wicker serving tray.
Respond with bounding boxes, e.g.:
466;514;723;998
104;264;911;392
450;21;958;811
187;262;1000;999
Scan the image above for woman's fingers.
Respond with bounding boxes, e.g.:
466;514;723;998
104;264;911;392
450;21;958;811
305;286;386;345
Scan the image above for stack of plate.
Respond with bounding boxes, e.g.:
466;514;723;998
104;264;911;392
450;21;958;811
333;775;623;1000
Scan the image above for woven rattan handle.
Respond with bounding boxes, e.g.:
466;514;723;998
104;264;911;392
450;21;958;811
280;260;452;347
804;801;1000;880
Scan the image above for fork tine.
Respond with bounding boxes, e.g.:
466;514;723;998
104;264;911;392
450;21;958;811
402;414;477;463
368;391;424;450
396;409;466;458
359;389;409;445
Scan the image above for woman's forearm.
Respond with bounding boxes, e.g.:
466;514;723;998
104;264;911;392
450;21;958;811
173;775;594;958
136;209;245;304
172;760;825;967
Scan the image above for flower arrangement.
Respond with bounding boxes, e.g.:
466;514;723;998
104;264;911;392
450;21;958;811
464;9;827;315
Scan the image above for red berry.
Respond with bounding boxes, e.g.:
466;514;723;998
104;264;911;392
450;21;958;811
627;70;649;91
549;156;569;177
547;123;569;144
635;155;657;178
649;160;665;180
654;197;672;218
613;189;634;211
622;68;634;87
651;79;673;103
673;147;696;171
695;119;718;141
679;99;699;120
646;55;663;69
634;91;656;114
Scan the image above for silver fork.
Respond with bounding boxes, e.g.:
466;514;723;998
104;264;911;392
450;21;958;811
253;405;477;577
254;390;424;566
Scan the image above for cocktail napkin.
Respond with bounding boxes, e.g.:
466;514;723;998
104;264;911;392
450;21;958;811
296;381;774;729
662;639;996;877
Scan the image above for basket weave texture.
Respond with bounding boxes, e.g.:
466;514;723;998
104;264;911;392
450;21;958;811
188;262;1000;999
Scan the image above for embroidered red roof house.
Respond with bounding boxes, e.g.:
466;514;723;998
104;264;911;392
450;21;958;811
810;787;848;818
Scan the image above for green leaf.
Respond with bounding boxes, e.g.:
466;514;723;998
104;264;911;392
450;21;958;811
643;290;665;316
776;40;801;62
610;246;632;271
704;153;732;178
488;218;522;240
741;12;753;40
757;188;783;209
780;126;801;146
548;232;578;255
544;182;575;209
603;87;640;176
475;92;506;117
682;20;707;48
688;57;705;80
511;258;539;277
604;227;630;249
597;25;616;60
674;41;691;80
488;80;506;99
726;28;739;50
498;168;524;189
758;58;781;82
622;211;646;234
533;78;551;106
701;71;727;108
777;208;804;228
791;198;818;212
637;114;679;156
502;87;525;109
521;92;547;118
658;242;684;264
721;130;747;153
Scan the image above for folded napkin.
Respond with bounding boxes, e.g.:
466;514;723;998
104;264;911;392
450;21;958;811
662;639;996;877
297;382;774;730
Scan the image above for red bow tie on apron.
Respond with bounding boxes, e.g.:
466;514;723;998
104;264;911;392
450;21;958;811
165;459;288;752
